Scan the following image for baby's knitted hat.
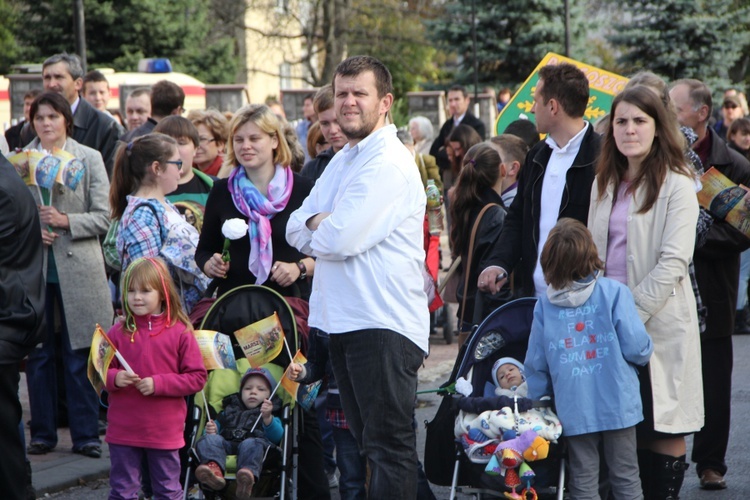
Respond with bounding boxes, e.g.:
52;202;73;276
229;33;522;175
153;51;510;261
491;357;525;388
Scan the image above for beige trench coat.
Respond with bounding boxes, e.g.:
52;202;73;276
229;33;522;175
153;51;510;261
588;171;704;434
27;137;114;350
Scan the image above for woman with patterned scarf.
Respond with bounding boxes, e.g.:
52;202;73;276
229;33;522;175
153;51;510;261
196;103;316;300
195;104;331;500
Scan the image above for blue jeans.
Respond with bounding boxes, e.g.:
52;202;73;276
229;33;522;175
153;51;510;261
737;248;750;309
329;329;425;500
196;433;268;479
331;425;366;500
316;390;337;474
25;283;100;450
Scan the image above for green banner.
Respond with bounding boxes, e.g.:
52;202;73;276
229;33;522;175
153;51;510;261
495;53;629;136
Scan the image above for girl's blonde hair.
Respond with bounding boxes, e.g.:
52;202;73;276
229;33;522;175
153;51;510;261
120;257;193;333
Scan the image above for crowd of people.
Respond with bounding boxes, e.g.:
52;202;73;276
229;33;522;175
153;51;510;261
0;48;748;500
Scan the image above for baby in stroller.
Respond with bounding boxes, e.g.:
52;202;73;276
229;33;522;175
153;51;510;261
195;367;283;499
454;356;562;453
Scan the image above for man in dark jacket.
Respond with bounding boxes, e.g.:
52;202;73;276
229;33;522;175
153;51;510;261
429;84;487;174
670;79;750;491
300;84;347;183
0;155;46;500
42;52;124;177
120;80;185;143
478;63;600;298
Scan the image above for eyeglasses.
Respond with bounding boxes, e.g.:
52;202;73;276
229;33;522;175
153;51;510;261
198;137;216;146
724;103;739;109
165;160;183;171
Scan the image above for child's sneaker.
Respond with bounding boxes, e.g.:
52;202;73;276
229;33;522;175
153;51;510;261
195;461;226;491
235;468;255;500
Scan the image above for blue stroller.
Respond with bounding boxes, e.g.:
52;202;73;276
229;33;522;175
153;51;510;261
424;297;566;499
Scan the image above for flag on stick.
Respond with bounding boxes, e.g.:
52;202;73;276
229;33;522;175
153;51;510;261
87;324;135;397
234;312;284;367
280;350;322;411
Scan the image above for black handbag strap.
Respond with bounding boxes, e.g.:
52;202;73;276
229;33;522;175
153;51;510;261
459;203;500;328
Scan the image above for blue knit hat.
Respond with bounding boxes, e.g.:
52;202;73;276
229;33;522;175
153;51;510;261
491;357;525;388
240;367;275;392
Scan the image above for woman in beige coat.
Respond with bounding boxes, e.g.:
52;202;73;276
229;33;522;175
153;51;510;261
588;86;702;500
24;92;113;459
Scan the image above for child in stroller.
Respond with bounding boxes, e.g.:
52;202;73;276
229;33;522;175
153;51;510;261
195;367;283;499
453;356;562;497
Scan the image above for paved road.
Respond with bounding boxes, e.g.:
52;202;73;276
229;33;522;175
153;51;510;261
41;332;750;499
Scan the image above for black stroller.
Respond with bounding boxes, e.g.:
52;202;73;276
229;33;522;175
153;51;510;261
183;285;300;499
424;297;566;499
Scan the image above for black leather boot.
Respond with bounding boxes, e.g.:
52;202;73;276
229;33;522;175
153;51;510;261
651;453;689;500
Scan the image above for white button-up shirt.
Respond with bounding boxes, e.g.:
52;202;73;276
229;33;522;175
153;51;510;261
532;122;589;296
287;125;430;353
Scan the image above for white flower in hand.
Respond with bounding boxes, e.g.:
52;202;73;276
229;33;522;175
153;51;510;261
221;218;248;262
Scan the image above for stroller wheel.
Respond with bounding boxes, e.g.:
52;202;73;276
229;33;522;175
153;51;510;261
442;306;454;344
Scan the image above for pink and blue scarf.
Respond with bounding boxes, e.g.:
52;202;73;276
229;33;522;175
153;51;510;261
228;165;293;284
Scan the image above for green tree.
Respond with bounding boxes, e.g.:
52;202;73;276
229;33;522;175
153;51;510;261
426;0;591;87
10;0;237;83
0;0;21;74
608;0;750;91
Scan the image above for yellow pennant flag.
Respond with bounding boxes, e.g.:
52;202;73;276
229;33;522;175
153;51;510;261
281;350;322;411
87;325;116;397
234;312;285;367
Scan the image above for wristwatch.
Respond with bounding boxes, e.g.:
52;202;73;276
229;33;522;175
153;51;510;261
296;260;307;280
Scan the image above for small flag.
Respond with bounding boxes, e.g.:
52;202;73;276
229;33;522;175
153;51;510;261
234;312;285;367
192;330;237;370
280;350;322;411
87;325;116;397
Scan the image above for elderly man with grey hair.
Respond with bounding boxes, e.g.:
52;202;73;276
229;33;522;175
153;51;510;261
41;52;123;177
408;115;434;156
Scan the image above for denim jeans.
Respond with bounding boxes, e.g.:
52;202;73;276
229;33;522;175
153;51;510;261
316;390;337;474
331;425;366;500
195;433;268;479
329;329;425;500
737;248;750;309
26;283;100;450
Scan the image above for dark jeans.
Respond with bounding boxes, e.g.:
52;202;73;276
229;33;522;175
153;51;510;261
331;425;366;500
692;336;733;476
196;434;268;478
298;406;331;500
26;283;99;450
329;329;424;500
1;364;25;500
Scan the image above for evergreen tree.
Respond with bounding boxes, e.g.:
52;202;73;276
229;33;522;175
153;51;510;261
426;0;591;86
10;0;237;84
608;0;750;91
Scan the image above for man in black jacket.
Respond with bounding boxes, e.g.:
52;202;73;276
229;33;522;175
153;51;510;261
670;79;750;491
42;52;124;177
0;155;46;500
478;63;600;298
429;84;486;174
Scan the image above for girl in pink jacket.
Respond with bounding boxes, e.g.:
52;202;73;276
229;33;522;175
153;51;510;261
105;257;207;499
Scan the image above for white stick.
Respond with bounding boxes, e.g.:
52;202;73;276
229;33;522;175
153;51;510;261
202;390;212;422
283;336;295;363
115;351;135;375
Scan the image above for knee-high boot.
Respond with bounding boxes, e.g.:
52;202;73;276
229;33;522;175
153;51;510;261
638;449;654;500
651;453;689;500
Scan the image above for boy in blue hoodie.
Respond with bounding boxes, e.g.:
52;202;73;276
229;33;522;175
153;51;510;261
525;218;653;499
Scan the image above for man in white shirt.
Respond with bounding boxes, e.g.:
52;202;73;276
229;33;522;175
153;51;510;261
287;55;428;500
478;63;601;298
